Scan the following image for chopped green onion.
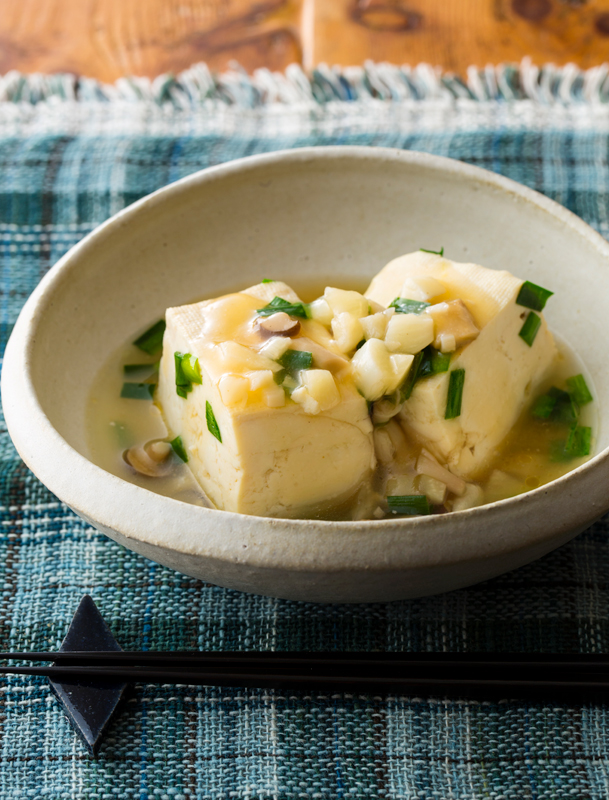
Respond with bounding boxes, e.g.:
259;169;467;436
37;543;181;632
170;435;189;462
518;311;541;347
133;319;166;356
174;352;190;387
389;298;430;315
278;349;313;375
531;394;556;419
355;339;366;350
387;495;431;516
516;281;553;312
261;278;275;283
180;354;202;385
174;352;201;398
551;425;592;461
206;401;222;443
548;386;579;424
566;374;593;406
565;425;592;457
256;296;308;319
430;350;451;374
420;247;444;256
273;368;287;385
120;382;155;400
400;350;424;402
445;368;465;420
123;363;158;380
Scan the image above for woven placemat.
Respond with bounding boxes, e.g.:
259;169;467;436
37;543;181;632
1;61;609;799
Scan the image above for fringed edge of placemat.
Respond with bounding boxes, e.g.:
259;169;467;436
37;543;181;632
1;57;608;107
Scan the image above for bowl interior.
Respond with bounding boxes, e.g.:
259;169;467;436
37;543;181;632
30;150;609;458
8;147;609;602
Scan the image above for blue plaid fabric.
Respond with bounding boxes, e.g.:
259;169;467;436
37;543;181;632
2;63;609;798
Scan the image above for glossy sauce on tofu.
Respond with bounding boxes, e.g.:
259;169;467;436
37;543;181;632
87;295;596;521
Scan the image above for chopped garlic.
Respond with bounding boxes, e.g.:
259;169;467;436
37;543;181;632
418;474;447;505
246;369;275;391
386;472;418;496
351;339;414;401
263;385;286;408
384;313;434;355
331;311;364;353
325;287;369;318
300;369;341;411
259;336;292;360
291;386;320;415
218;374;249;408
308;297;333;326
361;311;391;341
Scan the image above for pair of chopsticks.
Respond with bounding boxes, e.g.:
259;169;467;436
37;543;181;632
0;651;608;700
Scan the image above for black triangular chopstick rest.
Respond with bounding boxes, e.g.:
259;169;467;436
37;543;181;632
48;595;129;756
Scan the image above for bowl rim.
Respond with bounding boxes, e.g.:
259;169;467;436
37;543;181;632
4;145;609;574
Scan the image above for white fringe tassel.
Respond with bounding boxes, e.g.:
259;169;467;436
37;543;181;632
1;58;608;107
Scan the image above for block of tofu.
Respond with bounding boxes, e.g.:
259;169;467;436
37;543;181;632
366;251;557;479
156;282;375;518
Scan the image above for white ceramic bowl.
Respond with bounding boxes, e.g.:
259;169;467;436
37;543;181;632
3;147;609;603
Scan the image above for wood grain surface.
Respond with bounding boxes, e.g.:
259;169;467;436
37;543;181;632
0;0;608;80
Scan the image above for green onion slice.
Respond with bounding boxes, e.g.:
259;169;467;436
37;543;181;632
518;311;541;347
387;495;431;516
261;278;275;284
355;339;366;351
420;247;444;256
516;281;554;312
278;349;313;375
256;296;308;319
531;394;556;419
180;354;202;385
120;382;155;400
400;350;424;402
174;352;190;387
123;363;158;380
170;435;189;463
565;425;592;457
133;319;166;356
566;374;593;406
206;401;222;443
389;298;430;315
548;386;579;424
445;368;465;420
273;368;287;385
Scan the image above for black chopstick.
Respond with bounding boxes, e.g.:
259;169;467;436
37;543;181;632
2;664;609;701
2;651;609;669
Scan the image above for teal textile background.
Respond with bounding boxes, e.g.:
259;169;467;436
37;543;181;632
2;73;609;797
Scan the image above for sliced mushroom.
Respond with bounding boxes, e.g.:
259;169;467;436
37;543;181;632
426;299;479;351
416;448;467;497
257;312;301;339
124;440;173;477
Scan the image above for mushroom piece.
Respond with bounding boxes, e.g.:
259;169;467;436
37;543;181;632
124;440;174;477
257;311;301;339
426;299;479;351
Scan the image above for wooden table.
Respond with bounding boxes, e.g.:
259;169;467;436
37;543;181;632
2;0;609;81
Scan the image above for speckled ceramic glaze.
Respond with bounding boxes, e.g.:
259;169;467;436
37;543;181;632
4;147;609;603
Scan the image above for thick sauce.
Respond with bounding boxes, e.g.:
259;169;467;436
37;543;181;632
86;284;597;520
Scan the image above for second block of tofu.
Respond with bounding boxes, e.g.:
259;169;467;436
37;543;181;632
366;251;557;479
156;283;375;518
